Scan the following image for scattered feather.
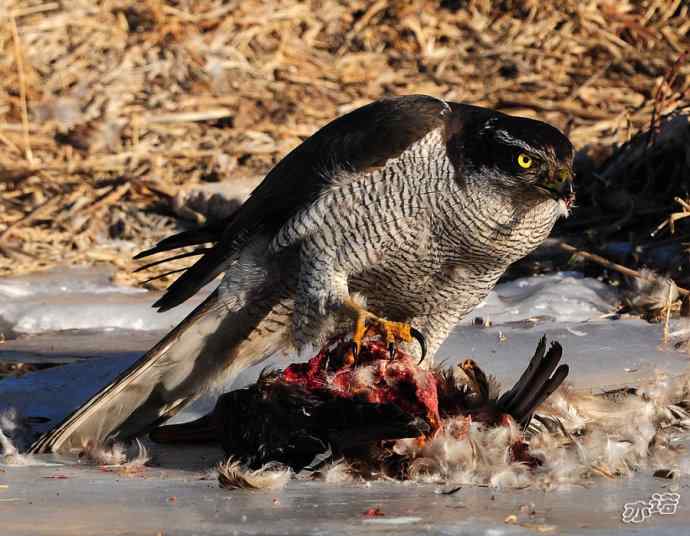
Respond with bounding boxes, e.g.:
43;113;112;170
392;370;690;489
78;439;149;469
320;461;355;484
0;409;41;466
217;459;291;490
623;269;679;313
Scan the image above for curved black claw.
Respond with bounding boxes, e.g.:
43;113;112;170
410;327;427;365
388;342;396;360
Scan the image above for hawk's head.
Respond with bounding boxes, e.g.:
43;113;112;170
449;105;575;215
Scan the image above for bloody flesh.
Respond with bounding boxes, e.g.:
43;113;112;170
282;339;440;430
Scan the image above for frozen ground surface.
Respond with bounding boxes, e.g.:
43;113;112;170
1;268;690;535
2;461;689;536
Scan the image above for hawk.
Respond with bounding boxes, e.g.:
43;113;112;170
32;95;574;453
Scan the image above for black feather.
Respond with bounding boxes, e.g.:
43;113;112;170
152;228;256;312
142;267;189;285
134;219;227;260
497;336;547;410
134;248;212;273
511;343;562;418
498;339;568;426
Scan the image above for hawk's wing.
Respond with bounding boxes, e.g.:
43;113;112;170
29;96;457;453
142;95;451;311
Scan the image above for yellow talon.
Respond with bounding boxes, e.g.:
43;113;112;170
340;298;417;363
352;310;368;354
381;321;412;346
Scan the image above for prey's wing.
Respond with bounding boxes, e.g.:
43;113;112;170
145;95;451;312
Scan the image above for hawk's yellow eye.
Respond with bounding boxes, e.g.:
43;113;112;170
517;153;533;169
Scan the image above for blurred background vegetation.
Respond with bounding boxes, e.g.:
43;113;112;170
0;0;688;289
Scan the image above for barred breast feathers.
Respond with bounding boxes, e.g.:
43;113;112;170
269;127;455;255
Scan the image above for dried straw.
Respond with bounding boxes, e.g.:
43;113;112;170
1;0;689;288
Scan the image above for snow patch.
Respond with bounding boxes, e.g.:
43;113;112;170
473;272;618;325
0;267;205;334
0;269;617;336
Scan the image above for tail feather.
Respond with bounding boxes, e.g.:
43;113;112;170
133;220;227;260
497;338;568;426
29;289;291;454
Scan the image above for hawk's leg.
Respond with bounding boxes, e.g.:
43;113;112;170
339;298;426;364
292;242;426;361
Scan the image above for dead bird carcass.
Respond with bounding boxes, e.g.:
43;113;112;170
151;335;568;477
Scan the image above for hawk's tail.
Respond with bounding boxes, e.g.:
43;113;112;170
29;289;292;454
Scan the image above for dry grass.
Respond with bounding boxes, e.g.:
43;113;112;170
1;0;689;287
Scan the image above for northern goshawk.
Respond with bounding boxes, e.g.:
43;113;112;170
32;95;574;453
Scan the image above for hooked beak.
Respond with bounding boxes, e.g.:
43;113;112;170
538;167;575;207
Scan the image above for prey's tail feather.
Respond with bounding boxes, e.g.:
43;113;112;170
498;337;568;427
30;288;292;454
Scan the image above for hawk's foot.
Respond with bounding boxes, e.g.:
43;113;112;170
340;299;427;364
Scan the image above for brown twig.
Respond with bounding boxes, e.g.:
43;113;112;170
646;50;688;150
9;2;60;18
9;14;33;165
145;109;234;124
556;241;690;297
0;193;63;243
663;281;673;343
651;197;690;237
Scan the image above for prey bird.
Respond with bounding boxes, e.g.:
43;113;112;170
31;95;575;453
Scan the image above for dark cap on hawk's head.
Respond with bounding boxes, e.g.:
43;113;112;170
447;103;575;208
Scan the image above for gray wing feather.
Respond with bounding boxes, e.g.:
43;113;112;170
30;289;291;453
151;95;450;311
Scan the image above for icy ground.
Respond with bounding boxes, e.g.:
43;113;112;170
1;268;690;535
